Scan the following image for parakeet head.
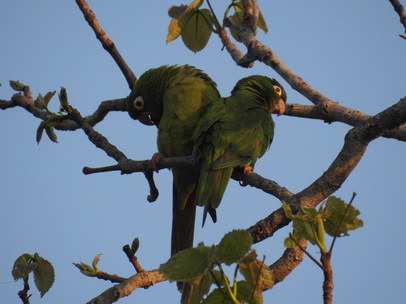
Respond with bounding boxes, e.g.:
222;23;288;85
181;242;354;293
231;75;287;115
127;67;166;126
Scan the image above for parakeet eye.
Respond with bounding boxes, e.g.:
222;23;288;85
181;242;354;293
133;96;144;111
273;86;282;97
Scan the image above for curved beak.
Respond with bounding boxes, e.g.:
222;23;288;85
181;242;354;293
137;113;155;125
275;98;286;116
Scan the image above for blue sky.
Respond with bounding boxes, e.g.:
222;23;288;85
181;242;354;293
1;1;405;303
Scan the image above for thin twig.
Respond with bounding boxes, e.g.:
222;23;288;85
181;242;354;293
328;192;357;255
289;233;325;270
123;245;145;273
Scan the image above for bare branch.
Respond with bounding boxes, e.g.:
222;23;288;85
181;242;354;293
68;108;127;163
75;0;136;89
86;270;165;304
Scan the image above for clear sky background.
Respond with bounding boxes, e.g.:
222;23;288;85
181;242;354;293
1;1;405;303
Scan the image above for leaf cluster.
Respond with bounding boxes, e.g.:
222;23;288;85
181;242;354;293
159;230;273;304
283;196;364;253
12;253;55;297
166;0;267;53
10;81;73;144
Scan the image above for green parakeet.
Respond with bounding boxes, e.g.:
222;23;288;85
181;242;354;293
127;65;220;256
192;75;287;224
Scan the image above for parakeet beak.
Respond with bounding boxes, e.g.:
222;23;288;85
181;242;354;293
275;98;286;116
137;113;155;125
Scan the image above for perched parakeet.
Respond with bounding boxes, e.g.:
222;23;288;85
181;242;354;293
192;75;287;224
127;65;220;256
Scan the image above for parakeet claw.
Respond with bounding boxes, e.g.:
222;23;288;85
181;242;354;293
239;166;253;187
151;152;165;172
243;166;253;174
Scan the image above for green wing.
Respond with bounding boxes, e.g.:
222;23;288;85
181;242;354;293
128;65;220;256
193;79;278;224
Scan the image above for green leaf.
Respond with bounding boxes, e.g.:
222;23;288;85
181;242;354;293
238;249;258;268
190;270;221;304
166;0;204;43
35;94;47;109
159;243;215;282
9;80;25;91
180;9;214;53
32;253;55;297
12;254;33;280
45;125;58;143
36;121;46;144
131;237;140;254
322;196;364;237
216;229;253;265
239;259;273;295
43;91;56;107
202;281;253;304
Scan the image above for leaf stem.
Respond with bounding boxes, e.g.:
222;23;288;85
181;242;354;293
218;264;241;304
328;192;356;255
289;233;325;270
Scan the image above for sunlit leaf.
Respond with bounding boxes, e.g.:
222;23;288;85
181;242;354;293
166;0;204;44
322;196;364;237
180;9;214;53
92;253;102;271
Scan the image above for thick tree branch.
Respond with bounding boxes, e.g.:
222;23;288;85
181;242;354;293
75;0;137;88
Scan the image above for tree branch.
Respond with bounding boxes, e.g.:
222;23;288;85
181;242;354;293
75;0;136;89
389;0;406;35
86;270;165;304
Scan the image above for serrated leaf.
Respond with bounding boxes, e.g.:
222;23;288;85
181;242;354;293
45;125;58;143
12;254;33;280
166;0;204;44
216;229;253;265
32;253;55;297
323;196;363;237
239;260;273;303
180;9;213;53
160;243;215;282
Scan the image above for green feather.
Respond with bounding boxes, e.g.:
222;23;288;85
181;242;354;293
127;65;220;256
193;75;286;225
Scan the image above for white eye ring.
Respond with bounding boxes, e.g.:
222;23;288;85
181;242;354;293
133;96;144;111
273;86;282;97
